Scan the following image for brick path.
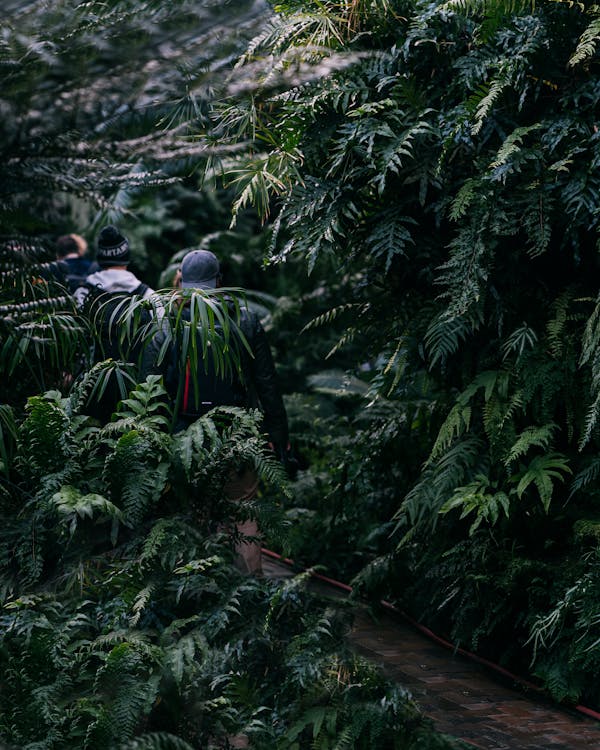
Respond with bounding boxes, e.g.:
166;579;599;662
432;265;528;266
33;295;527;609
350;612;600;749
263;555;600;749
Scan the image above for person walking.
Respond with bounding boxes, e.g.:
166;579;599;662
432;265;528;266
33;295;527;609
55;233;99;293
75;225;155;420
74;225;153;310
142;248;290;574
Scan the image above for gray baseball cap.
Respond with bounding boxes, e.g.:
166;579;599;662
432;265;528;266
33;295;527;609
180;249;220;289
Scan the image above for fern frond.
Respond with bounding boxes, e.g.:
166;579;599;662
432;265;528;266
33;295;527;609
513;452;572;512
469;78;509;135
326;326;357;358
373;118;435;194
424;313;477;367
18;392;71;480
396;436;484;533
442;0;535;14
129;582;157;628
364;213;416;272
440;475;511;535
569;458;600;499
86;643;159;748
269;177;349;272
569;10;600;67
436;225;490;320
579;391;600;450
0;404;18;479
546;292;574;358
301;303;364;333
428;370;504;463
450;178;481;221
239;10;346;60
225;150;301;226
50;485;124;539
502;323;538;359
428;403;473;464
163;630;209;687
104;429;170;527
504;423;556;466
489;123;543;169
116;375;171;430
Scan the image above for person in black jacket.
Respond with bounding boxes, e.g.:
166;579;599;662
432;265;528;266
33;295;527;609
76;225;155;422
142;249;288;448
142;249;290;574
55;233;99;293
74;226;154;312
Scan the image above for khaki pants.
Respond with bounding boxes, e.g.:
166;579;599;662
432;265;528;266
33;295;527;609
223;468;261;575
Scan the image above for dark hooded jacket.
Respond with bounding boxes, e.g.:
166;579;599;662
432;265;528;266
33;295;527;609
141;304;289;448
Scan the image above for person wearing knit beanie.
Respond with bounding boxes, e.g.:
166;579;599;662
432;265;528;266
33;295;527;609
73;225;153;308
72;225;155;423
96;225;130;268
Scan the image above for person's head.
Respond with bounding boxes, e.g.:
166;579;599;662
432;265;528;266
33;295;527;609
56;233;88;259
180;249;221;289
96;225;130;269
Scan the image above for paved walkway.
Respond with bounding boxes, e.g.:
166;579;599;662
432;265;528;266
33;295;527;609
263;555;600;749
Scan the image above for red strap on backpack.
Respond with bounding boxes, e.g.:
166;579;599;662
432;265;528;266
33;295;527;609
182;359;191;413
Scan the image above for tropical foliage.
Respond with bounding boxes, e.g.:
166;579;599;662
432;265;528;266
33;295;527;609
0;380;463;749
212;0;600;707
0;0;269;403
0;2;472;746
0;0;267;236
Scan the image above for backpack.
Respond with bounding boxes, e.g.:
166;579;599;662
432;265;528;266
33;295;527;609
80;281;151;423
167;313;248;420
82;281;150;363
58;258;99;294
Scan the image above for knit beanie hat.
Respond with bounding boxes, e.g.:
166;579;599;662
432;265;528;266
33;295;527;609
96;225;130;268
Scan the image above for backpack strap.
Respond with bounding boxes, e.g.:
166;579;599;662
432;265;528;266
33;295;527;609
80;281;102;306
182;359;191;414
82;281;149;306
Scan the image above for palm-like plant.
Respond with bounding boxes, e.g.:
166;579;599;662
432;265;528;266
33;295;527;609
1;0;269;234
0;0;270;406
0;237;88;404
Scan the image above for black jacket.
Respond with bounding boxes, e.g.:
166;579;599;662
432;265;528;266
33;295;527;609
58;256;100;293
141;304;289;447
